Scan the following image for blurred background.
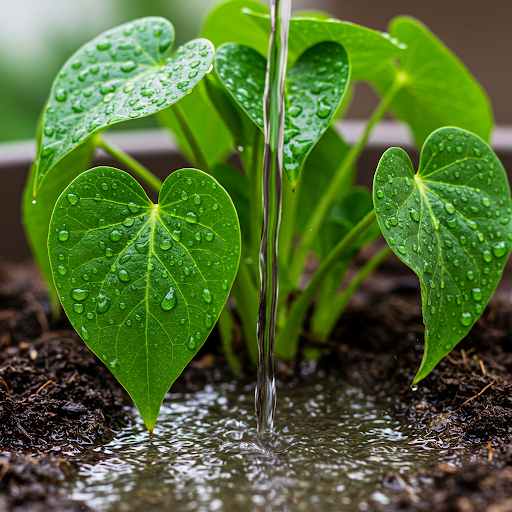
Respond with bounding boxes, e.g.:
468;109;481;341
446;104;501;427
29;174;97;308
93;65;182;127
0;0;511;142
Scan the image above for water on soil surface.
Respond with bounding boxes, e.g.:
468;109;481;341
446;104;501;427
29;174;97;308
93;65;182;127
71;377;454;511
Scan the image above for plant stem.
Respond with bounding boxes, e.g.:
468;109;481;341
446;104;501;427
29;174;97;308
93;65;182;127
315;244;392;338
218;306;244;374
290;74;405;281
275;209;377;359
168;103;212;174
95;135;162;194
248;129;263;280
231;260;260;367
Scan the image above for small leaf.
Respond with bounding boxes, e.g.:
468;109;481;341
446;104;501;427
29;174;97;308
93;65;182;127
215;42;349;186
373;127;512;383
246;11;403;80
35;17;214;196
371;17;493;147
49;167;240;431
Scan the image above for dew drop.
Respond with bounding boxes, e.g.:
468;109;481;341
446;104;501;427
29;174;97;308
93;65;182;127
160;287;177;311
289;105;302;117
188;338;196;350
123;218;134;227
58;230;70;241
86;312;94;320
81;326;90;341
171;230;182;242
397;246;407;255
119;269;130;282
121;60;137;72
67;193;79;205
96;294;111;313
55;88;67;102
444;203;455;214
482;249;492;262
194;195;202;205
71;289;89;301
492;241;507;258
181;190;189;201
472;288;483;301
57;266;67;275
185;212;199;224
135;240;149;254
110;229;122;242
74;303;84;314
203;289;212;303
459;312;473;327
409;208;419;222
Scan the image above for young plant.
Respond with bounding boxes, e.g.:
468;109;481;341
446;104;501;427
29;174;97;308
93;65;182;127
23;1;511;429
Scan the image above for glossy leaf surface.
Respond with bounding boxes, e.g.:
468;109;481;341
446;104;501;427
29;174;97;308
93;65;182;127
35;17;214;196
49;167;240;430
371;17;492;147
246;11;403;80
374;128;512;383
216;42;349;186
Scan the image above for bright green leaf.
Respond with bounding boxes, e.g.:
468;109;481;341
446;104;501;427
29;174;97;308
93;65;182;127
202;0;269;57
158;81;232;169
373;127;512;383
49;166;240;431
215;42;349;186
246;11;403;80
34;17;214;196
23;142;95;314
371;17;493;147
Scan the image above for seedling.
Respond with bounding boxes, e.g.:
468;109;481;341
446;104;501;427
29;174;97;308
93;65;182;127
23;1;511;429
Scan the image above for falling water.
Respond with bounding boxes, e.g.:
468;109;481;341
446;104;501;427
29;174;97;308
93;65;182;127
255;0;291;435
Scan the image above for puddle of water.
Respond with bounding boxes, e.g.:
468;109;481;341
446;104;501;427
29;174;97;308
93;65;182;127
69;376;459;511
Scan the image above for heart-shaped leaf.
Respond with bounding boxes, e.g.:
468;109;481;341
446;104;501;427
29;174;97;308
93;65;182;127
371;17;492;148
48;167;240;431
374;127;512;383
215;42;349;187
34;17;214;196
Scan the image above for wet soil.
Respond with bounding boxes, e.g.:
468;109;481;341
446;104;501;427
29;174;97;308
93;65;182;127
0;254;512;511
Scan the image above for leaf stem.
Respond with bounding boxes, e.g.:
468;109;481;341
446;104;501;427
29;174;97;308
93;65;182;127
248;129;263;281
316;244;392;338
95;135;162;194
275;209;377;359
290;73;405;281
168;103;212;175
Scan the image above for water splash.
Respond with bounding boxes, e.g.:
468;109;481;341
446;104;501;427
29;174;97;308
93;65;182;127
255;0;292;436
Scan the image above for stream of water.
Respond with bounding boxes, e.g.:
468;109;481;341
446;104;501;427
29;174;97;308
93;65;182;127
255;0;291;435
70;376;460;511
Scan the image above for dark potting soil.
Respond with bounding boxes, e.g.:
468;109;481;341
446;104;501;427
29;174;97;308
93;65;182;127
0;255;511;511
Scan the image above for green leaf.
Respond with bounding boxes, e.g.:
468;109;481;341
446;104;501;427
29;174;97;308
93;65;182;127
373;127;512;383
295;127;351;232
23;142;95;314
48;166;240;431
202;0;269;57
158;80;232;169
215;42;349;186
34;17;214;197
246;11;403;80
371;17;493;147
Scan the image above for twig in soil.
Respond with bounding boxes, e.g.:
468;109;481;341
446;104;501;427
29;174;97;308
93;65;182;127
457;379;496;410
67;371;78;384
0;309;15;322
15;420;33;440
446;354;459;365
24;292;50;333
461;349;467;363
479;358;488;376
0;375;10;395
30;379;53;398
488;441;494;462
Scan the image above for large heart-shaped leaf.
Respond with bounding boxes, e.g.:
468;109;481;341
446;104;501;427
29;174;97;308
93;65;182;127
215;42;349;187
245;11;404;81
374;127;512;383
34;17;214;197
48;167;240;431
370;17;493;148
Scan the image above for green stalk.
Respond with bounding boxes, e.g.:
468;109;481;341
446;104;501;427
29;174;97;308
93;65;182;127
275;209;377;359
231;260;260;367
218;306;244;374
165;103;212;175
279;175;301;267
95;135;162;194
290;74;405;281
314;245;392;338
